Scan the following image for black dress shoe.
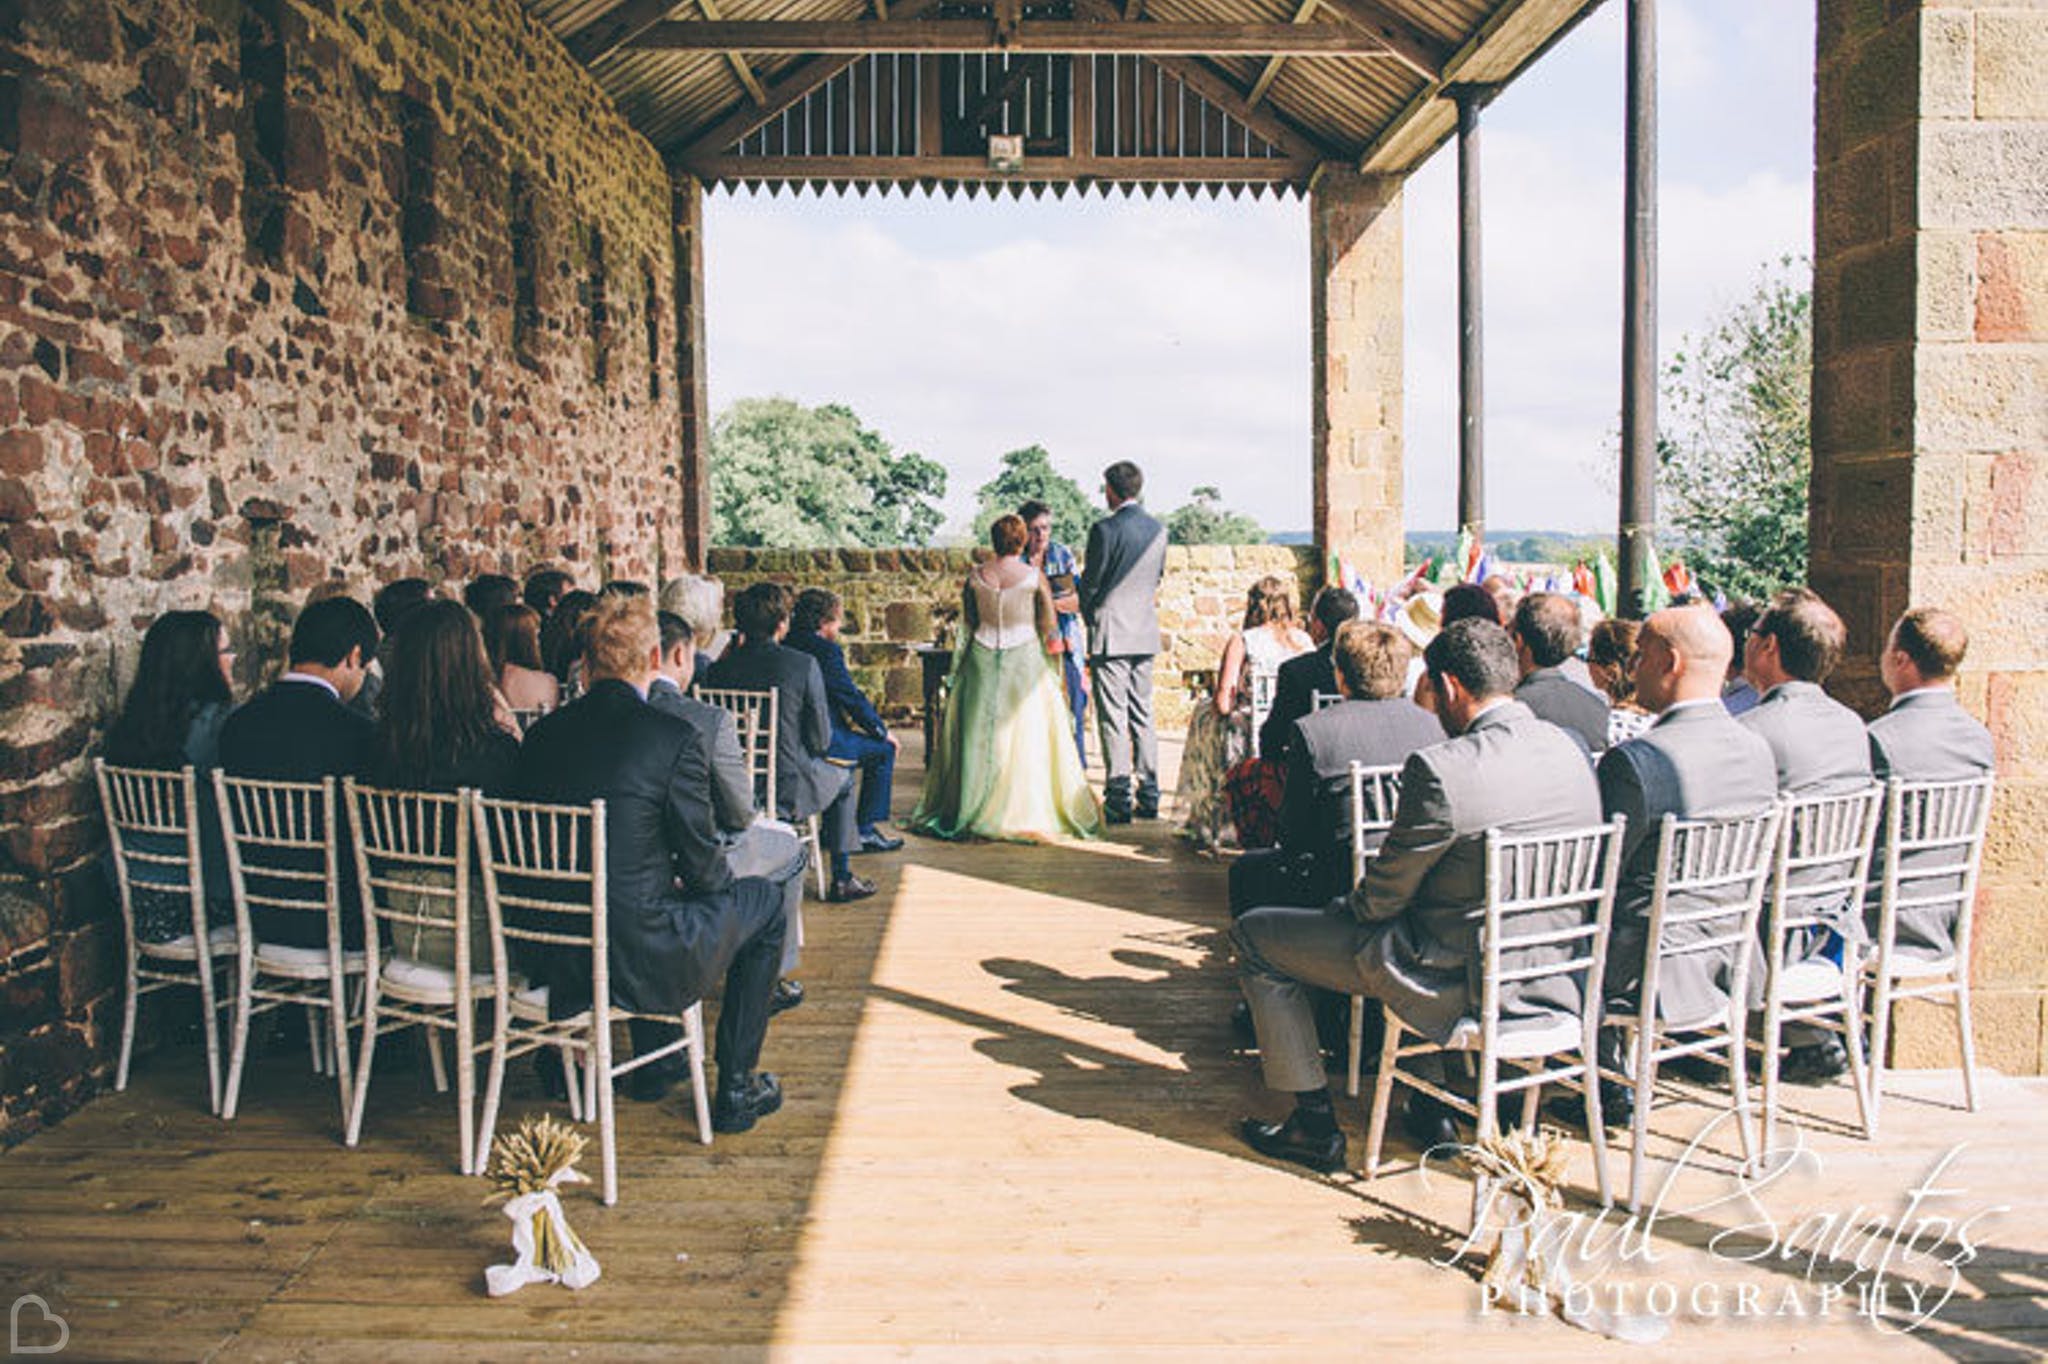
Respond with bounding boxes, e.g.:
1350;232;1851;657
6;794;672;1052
1781;1037;1849;1087
627;1065;680;1103
1548;1083;1634;1132
857;829;905;854
1665;1051;1728;1086
771;978;805;1015
1400;1094;1462;1154
827;873;877;903
711;1071;784;1133
1134;805;1160;821
1103;808;1133;826
1239;1111;1347;1173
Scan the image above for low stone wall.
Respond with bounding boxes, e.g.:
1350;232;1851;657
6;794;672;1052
704;543;1323;732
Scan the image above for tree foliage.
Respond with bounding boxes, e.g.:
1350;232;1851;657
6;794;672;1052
971;445;1097;547
1166;485;1266;546
1657;259;1812;602
710;397;948;548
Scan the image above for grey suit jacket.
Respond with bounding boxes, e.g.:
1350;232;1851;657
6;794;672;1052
700;637;840;821
1597;700;1781;1024
1867;689;1996;960
1346;701;1604;1045
1079;502;1167;658
1517;666;1610;755
1281;696;1444;877
648;678;755;835
1741;679;1878;954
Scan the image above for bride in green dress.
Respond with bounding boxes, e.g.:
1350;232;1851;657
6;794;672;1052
910;514;1103;843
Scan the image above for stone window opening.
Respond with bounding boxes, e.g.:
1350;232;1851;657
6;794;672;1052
236;0;288;266
398;92;448;324
584;225;609;386
644;263;661;403
510;169;540;361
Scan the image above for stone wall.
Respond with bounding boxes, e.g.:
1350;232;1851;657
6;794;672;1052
1811;0;2048;1073
0;0;685;1141
706;543;1323;732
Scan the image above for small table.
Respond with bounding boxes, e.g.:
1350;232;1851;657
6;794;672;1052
912;645;954;753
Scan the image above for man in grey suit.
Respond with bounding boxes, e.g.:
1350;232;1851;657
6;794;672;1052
1576;605;1780;1126
1512;591;1609;755
1740;586;1875;1083
1079;460;1169;823
1867;607;1995;961
1233;619;1602;1172
701;583;874;904
654;611;811;1014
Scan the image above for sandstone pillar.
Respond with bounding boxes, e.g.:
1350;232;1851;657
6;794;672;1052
1310;168;1405;589
674;177;713;571
1810;1;2048;1072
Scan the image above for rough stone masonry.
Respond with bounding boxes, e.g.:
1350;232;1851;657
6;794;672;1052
0;0;685;1141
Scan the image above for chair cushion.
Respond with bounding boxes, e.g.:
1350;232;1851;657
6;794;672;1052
1494;1014;1586;1061
254;942;367;977
1862;952;1958;981
380;955;495;1001
139;925;237;961
1778;958;1848;1004
509;981;551;1020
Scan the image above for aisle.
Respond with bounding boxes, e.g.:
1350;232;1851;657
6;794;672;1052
1;734;2044;1361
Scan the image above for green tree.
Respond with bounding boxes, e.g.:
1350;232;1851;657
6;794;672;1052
1166;485;1266;546
710;397;948;548
1657;259;1812;601
972;445;1096;546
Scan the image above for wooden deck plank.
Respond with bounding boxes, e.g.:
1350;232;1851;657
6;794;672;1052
3;735;2044;1360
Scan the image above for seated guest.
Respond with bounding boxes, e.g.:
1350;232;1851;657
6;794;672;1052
659;574;731;679
485;603;561;716
219;596;380;949
1866;607;1995;961
522;567;573;621
541;589;599;693
1480;574;1521;624
1740;587;1875;1084
601;580;651;599
1257;587;1359;765
786;588;905;853
464;574;519;622
101;610;238;940
653;610;809;1015
1229;621;1441;916
1178;576;1313;850
365;600;521;971
1587;617;1654;746
515;595;788;1130
1512;591;1609;754
702;583;873;904
1720;600;1762;714
1440;581;1500;628
1581;605;1779;1124
356;576;431;718
1233;619;1602;1170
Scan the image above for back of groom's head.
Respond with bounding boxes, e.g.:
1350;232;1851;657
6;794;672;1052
1104;461;1143;503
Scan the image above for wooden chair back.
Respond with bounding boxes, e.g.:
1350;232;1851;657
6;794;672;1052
212;773;344;951
1638;805;1785;1029
95;760;207;943
697;686;779;816
1347;761;1405;888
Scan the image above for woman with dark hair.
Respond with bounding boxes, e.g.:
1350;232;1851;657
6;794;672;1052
484;602;560;716
102;611;237;940
540;588;599;698
366;601;520;970
1587;617;1653;745
910;515;1100;842
1175;576;1313;850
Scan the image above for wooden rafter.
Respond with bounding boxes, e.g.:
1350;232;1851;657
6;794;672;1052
629;19;1395;55
564;0;684;67
1310;0;1446;80
692;0;768;104
1246;0;1320;110
681;154;1318;184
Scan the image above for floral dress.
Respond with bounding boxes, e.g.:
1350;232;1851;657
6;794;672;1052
1176;625;1312;848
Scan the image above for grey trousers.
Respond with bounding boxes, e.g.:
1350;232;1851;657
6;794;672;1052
1090;654;1158;805
727;820;808;976
1234;899;1384;1094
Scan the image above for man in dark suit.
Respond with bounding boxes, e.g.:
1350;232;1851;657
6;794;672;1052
1512;591;1609;755
1079;461;1168;823
1577;604;1780;1126
516;595;788;1132
1257;587;1360;765
1230;620;1442;915
1866;607;1996;962
654;610;809;1016
1233;620;1603;1171
785;588;904;853
219;596;380;949
701;583;873;903
1740;587;1876;1084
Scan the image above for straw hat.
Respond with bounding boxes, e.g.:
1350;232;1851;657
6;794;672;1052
1398;592;1443;650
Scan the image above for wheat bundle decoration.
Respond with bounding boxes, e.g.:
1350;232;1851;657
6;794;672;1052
483;1115;602;1295
1464;1129;1667;1344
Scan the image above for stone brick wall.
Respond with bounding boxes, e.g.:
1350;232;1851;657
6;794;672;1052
706;543;1322;732
1811;0;2048;1073
0;0;685;1141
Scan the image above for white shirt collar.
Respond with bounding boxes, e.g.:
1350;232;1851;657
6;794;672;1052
279;671;340;700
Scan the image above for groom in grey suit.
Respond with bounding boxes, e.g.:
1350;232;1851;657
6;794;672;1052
1079;461;1169;823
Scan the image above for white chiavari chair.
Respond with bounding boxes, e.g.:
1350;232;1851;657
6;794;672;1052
1343;762;1405;1098
699;685;827;897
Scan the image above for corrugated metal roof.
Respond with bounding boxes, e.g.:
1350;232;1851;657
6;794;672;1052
521;0;1601;186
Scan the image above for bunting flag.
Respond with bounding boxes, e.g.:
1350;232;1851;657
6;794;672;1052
1571;561;1597;599
1713;587;1730;612
1468;548;1495;584
1662;557;1695;599
1592;551;1619;619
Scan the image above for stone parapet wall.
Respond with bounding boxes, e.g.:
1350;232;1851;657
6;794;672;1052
706;543;1323;732
0;0;684;1141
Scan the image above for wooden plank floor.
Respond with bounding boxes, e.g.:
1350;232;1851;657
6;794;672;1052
3;735;2045;1361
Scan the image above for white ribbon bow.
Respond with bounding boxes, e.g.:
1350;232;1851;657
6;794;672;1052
485;1169;602;1296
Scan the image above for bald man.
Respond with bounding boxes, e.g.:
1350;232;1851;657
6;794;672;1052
1595;607;1779;1096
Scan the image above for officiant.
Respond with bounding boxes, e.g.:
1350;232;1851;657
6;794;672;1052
1022;499;1089;762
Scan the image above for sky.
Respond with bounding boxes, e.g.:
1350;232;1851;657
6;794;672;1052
702;0;1815;537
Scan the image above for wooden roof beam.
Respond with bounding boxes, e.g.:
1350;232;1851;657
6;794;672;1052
1310;0;1447;80
565;0;685;67
681;154;1321;185
692;0;768;104
1246;0;1322;110
630;19;1398;56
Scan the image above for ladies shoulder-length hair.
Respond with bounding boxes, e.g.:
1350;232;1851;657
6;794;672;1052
485;602;545;673
371;600;506;789
1242;575;1298;631
103;611;231;770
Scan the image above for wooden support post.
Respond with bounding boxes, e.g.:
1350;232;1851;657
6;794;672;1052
1455;86;1484;546
673;177;712;571
1618;0;1657;617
